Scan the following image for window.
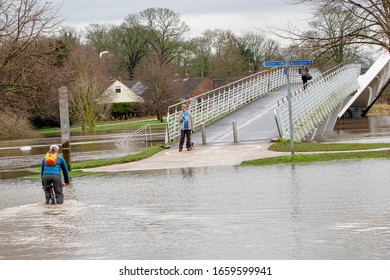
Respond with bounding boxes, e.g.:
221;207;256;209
115;86;121;93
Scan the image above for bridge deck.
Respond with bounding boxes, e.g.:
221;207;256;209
189;84;302;146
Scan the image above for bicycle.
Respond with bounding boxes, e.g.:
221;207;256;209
42;183;57;205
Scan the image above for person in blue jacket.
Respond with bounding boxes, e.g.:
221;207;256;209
40;144;70;204
178;103;194;151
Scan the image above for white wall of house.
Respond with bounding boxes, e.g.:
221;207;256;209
105;80;144;103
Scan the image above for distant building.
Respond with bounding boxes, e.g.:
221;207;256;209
104;79;145;103
174;76;224;101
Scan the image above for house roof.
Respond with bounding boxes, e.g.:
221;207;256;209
175;77;224;100
104;79;145;103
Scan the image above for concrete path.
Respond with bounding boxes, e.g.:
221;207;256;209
83;143;290;172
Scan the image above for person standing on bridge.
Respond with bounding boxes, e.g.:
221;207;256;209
178;103;194;152
299;66;310;90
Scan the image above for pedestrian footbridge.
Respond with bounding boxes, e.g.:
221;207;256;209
166;52;390;145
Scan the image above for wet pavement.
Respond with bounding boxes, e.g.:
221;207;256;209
82;143;290;172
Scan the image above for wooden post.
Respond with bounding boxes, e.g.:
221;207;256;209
58;86;71;170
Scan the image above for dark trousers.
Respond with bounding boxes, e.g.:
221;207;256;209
42;174;64;204
179;129;192;150
302;76;308;90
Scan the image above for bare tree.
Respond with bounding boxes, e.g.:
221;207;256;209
0;0;68;134
209;30;247;82
136;55;180;122
112;16;149;80
188;32;214;77
290;0;390;52
67;46;111;132
0;0;62;82
139;8;190;65
238;31;281;72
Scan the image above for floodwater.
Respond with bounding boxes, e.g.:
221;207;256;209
1;160;390;259
1;116;390;259
322;116;390;143
0;131;163;179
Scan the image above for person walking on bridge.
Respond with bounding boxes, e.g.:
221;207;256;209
178;103;194;152
299;66;310;90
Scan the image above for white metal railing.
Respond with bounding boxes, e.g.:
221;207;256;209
166;67;302;144
116;124;165;145
274;64;361;141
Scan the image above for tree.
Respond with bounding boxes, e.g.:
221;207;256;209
112;15;149;80
291;0;390;52
136;55;180;122
0;0;62;92
237;31;282;72
139;8;190;65
0;0;68;132
67;46;111;132
84;23;126;79
209;30;247;82
187;31;215;77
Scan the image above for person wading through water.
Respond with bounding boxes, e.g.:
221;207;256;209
40;144;70;204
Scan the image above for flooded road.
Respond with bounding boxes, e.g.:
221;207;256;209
1;160;390;260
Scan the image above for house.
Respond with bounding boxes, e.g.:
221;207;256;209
175;76;224;101
104;79;145;103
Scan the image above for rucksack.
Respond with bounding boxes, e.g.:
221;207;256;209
45;151;58;166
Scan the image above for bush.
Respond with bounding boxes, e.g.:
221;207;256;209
0;111;38;140
111;102;141;119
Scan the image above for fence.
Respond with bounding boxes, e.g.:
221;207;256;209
116;124;166;145
274;64;361;141
166;67;302;144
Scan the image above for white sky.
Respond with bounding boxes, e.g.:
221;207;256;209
52;0;313;42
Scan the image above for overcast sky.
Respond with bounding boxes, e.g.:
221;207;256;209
52;0;312;41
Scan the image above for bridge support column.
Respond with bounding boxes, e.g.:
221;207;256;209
311;103;344;141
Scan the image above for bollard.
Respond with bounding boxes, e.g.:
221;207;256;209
59;86;71;170
201;123;206;145
233;120;238;143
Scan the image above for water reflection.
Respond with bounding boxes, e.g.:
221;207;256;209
1;161;390;260
323;116;390;142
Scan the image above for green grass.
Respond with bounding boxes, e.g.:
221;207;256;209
71;144;167;169
240;142;390;166
37;119;166;136
269;141;390;152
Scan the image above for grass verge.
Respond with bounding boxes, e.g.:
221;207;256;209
240;142;390;166
71;144;167;169
241;150;390;166
268;141;390;152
